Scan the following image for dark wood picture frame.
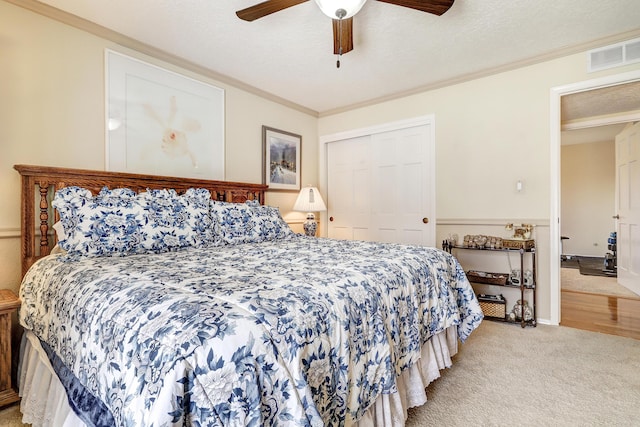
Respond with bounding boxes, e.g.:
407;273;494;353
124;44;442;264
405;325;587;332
262;126;301;191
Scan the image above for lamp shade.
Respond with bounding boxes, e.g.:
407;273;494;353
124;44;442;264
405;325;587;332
314;0;367;19
293;186;327;213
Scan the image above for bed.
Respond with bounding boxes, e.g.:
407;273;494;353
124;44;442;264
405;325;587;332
14;164;483;427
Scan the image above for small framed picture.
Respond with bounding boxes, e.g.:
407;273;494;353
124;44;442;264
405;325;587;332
262;126;301;191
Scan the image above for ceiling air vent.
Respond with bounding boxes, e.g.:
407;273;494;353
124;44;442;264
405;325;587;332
588;37;640;72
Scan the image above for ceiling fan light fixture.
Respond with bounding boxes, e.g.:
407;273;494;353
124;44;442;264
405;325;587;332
314;0;367;19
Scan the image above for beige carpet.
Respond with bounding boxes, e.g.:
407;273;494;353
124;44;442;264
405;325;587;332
2;321;638;426
561;267;639;299
408;321;639;426
0;404;25;426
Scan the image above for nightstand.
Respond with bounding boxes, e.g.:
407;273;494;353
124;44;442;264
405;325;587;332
0;289;20;407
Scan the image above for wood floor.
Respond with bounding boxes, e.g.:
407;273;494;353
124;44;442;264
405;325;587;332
561;288;640;340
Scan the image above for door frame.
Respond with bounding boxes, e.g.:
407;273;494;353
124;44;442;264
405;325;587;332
550;70;640;325
318;115;435;240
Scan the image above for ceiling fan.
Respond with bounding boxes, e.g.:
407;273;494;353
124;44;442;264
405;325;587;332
236;0;454;66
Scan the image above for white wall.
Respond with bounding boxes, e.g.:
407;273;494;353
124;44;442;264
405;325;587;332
0;1;318;294
561;140;616;257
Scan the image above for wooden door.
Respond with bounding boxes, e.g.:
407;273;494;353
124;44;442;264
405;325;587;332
615;121;640;295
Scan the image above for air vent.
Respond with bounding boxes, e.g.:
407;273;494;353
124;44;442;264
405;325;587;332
626;39;640;62
588;37;640;72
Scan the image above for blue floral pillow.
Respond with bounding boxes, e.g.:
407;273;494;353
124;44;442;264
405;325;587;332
210;200;293;245
52;186;217;257
209;201;258;245
251;205;294;241
139;188;221;248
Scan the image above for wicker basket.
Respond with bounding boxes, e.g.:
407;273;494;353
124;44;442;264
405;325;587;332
477;294;506;319
466;270;508;285
502;239;535;250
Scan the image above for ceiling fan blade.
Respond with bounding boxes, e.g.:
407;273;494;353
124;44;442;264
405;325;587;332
332;17;354;55
375;0;454;16
236;0;309;21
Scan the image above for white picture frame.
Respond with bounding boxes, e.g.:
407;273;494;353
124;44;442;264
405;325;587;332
106;49;225;179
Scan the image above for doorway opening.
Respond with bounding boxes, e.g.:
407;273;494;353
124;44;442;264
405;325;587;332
550;70;640;330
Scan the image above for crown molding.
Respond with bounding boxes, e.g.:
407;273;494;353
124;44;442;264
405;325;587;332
562;109;640;131
319;28;640;117
8;0;640;118
5;0;319;117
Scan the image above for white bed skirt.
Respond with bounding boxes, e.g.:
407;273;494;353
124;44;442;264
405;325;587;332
355;326;458;426
18;326;458;427
18;331;86;427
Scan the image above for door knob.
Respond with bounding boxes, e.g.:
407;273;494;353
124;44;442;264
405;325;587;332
329;216;334;222
613;215;620;219
422;217;429;224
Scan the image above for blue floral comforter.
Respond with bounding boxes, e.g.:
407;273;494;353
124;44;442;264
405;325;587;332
19;235;483;426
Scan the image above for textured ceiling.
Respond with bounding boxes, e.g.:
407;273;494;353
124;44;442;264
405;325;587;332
32;0;640;115
561;81;640;145
562;81;640;123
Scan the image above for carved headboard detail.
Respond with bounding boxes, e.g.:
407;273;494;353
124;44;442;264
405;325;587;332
14;164;268;277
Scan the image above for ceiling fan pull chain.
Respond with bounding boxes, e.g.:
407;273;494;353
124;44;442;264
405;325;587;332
336;12;344;68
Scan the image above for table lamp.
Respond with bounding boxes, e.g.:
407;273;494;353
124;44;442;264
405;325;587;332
293;186;326;236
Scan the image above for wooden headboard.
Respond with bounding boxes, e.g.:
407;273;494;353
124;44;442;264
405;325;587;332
14;164;268;277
